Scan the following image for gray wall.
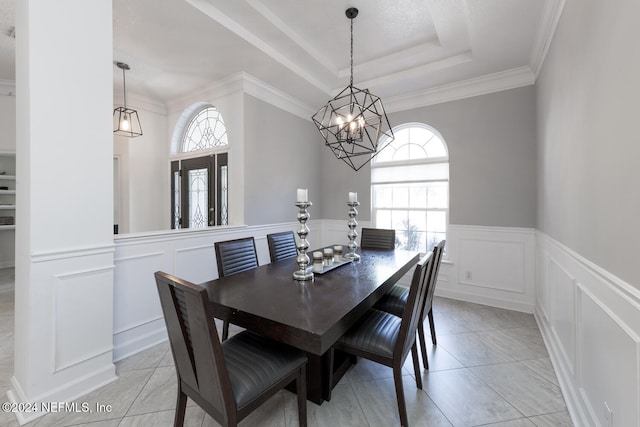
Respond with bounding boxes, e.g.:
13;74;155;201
243;94;323;225
319;86;538;228
537;0;640;288
318;143;374;221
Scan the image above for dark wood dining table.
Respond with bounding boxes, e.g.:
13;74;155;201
200;247;420;404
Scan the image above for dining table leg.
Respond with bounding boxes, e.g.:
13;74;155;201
285;349;355;404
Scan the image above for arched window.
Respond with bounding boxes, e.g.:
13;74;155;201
181;106;228;152
170;104;229;229
371;123;449;252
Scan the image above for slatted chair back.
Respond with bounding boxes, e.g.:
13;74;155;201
215;237;259;277
155;272;235;425
267;231;298;263
394;251;434;362
360;227;396;250
423;240;446;318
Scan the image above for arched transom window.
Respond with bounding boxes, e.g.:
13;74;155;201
371;123;449;252
181;106;228;152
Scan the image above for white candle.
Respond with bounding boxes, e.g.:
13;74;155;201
348;192;358;203
297;188;308;202
313;252;324;272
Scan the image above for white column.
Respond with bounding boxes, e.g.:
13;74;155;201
10;0;116;424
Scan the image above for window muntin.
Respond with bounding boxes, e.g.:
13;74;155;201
374;126;448;164
372;123;449;252
181;107;228;152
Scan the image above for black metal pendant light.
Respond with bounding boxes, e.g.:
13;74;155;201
312;7;394;171
113;62;143;138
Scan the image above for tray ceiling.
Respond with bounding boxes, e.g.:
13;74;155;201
0;0;562;110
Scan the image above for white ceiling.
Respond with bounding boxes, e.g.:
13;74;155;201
0;0;561;111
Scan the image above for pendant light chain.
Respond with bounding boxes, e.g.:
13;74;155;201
122;67;128;109
350;16;354;87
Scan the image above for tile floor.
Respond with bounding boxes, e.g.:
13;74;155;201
0;268;573;426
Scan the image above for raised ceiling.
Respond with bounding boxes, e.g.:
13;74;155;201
0;0;563;111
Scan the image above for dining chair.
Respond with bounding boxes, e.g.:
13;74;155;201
360;227;396;250
214;237;259;340
329;252;433;427
155;271;308;427
374;240;446;369
266;231;298;263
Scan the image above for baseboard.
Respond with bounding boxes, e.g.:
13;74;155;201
435;287;535;313
7;364;117;425
113;318;168;362
535;310;592;426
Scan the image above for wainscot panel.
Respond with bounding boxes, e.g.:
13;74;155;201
536;232;640;427
9;245;116;425
112;222;318;361
435;224;536;313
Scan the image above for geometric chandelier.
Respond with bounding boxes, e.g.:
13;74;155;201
113;62;143;138
312;7;394;171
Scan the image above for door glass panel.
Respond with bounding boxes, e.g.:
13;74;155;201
188;168;208;228
173;170;181;229
220;165;228;225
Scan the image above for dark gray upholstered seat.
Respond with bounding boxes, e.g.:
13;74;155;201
223;331;307;410
155;272;307;427
267;231;298;263
330;253;434;427
375;284;408;316
337;309;401;358
374;240;446;369
360;227;396;250
214;237;259;340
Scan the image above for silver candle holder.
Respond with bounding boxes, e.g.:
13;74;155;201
293;201;314;281
344;201;361;261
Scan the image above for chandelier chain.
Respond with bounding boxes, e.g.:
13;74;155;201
350;17;354;87
122;67;127;108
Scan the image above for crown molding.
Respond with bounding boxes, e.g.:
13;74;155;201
166;73;246;114
384;66;536;113
113;91;167;116
0;79;16;97
354;51;473;95
530;0;566;77
166;66;536;121
167;72;315;120
240;72;316;120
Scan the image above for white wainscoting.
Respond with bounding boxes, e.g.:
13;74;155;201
435;224;537;313
111;222;640;426
112;222;539;361
536;232;640;427
112;222;321;361
322;222;537;313
9;244;117;425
